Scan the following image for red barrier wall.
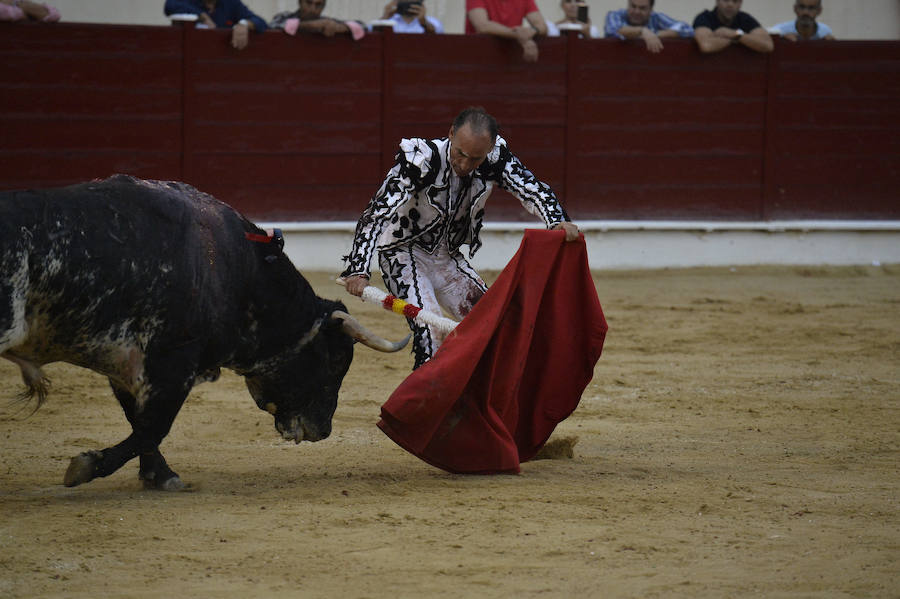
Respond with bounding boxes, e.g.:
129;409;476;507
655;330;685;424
764;42;900;219
1;22;898;222
2;24;183;189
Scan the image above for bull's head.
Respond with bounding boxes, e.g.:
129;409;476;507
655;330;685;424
244;308;408;443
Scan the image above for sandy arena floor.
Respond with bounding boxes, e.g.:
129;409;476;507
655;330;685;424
1;266;898;598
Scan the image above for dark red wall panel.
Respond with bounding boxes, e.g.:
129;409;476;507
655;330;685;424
765;41;900;219
0;23;182;190
567;39;768;220
1;25;897;222
178;27;383;220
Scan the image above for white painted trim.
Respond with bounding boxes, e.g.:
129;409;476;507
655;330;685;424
264;221;900;272
261;220;900;233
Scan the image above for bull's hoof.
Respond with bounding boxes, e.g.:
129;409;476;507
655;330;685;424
158;476;185;491
141;475;185;491
63;450;102;487
140;471;185;491
197;367;221;384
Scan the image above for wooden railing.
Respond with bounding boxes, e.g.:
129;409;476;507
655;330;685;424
2;22;898;221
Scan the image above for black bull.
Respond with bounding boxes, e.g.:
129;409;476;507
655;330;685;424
0;175;407;490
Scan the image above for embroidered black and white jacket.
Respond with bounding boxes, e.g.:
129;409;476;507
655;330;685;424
341;135;569;278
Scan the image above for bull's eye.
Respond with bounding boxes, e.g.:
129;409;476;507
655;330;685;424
265;402;277;415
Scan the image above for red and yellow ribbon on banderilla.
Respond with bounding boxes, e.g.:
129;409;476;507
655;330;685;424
381;293;422;320
337;279;458;335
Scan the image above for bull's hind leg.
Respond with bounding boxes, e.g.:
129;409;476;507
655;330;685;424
64;381;189;490
1;261;47;406
1;252;29;355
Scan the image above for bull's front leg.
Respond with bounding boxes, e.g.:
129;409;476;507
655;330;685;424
63;433;185;490
115;380;189;490
64;379;189;490
137;450;183;491
63;434;142;487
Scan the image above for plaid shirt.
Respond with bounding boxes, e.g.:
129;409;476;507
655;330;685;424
604;9;693;39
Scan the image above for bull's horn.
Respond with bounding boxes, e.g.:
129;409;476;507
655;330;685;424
331;311;410;353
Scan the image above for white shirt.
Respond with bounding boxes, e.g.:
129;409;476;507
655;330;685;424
386;13;444;34
546;21;601;38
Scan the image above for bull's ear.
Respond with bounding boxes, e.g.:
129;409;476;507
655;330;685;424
330;311;410;353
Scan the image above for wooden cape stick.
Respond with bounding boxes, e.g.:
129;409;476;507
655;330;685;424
335;279;458;335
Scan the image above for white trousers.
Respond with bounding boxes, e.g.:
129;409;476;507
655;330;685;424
378;242;487;368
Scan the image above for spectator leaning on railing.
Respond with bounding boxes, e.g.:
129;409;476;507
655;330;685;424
693;0;773;54
376;0;443;34
465;0;549;63
164;0;266;50
604;0;692;53
546;0;600;39
769;0;834;41
0;0;59;22
270;0;366;40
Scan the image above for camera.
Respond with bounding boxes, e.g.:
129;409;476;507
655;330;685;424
577;3;589;23
397;0;422;16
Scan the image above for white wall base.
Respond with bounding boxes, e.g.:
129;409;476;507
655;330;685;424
262;221;900;273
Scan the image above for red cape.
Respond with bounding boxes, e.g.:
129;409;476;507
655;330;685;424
377;230;608;474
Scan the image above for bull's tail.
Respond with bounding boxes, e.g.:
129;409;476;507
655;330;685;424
3;354;50;414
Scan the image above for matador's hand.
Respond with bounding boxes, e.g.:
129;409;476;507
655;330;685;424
553;221;580;241
343;275;370;297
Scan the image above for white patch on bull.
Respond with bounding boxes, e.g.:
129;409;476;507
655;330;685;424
0;252;30;353
6;244;162;411
101;325;156;410
43;256;65;277
81;285;122;317
67;316;159;411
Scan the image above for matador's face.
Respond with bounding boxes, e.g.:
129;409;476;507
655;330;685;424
448;124;494;178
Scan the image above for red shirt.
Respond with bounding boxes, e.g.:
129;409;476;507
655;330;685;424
465;0;539;34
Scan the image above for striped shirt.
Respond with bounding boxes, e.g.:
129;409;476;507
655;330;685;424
604;9;693;39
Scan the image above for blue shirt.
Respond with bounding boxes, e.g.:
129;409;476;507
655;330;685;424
164;0;267;32
769;20;833;39
604;8;693;39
